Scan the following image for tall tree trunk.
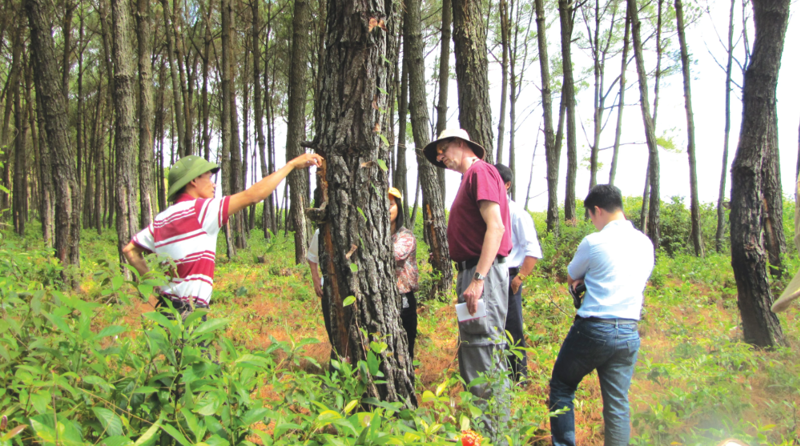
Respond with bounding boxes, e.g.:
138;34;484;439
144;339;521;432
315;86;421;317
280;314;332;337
560;0;577;222
13;61;28;236
61;2;74;101
26;0;82;274
156;59;167;212
252;0;271;241
230;60;247;250
286;0;311;264
76;9;84;203
496;0;510;164
628;0;660;249
161;0;185;157
762;111;785;277
221;0;236;259
27;61;53;246
730;0;789;348
137;0;155;225
640;0;664;235
716;0;736;252
435;0;451;194
537;0;559;235
405;0;453;297
508;0;532;201
609;8;630;186
675;0;704;257
452;0;494;158
111;0;140;276
316;0;416;405
203;20;211;161
171;0;192;156
395;44;409;203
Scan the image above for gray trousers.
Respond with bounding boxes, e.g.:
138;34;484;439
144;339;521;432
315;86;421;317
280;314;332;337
456;257;511;442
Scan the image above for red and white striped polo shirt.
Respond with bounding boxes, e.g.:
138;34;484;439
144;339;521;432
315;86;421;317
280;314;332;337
131;193;230;306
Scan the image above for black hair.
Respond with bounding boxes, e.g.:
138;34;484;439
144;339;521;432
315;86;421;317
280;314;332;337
584;184;623;214
493;163;513;184
392;196;406;232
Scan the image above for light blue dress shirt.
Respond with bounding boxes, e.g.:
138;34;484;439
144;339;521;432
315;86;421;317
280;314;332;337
568;219;654;320
506;198;543;268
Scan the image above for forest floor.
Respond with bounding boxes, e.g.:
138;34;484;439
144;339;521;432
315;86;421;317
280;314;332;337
109;231;800;446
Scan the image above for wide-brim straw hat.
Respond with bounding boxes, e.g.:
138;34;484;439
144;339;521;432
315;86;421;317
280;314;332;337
388;187;402;200
422;129;487;169
167;155;220;202
772;179;800;313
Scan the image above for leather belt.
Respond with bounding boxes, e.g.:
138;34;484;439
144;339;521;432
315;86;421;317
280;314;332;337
454;256;506;272
576;315;638;326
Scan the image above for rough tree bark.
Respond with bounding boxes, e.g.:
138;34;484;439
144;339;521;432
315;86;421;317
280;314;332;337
26;0;82;273
452;0;494;158
675;0;704;257
405;0;453;298
111;0;140;276
628;0;660;249
729;0;789;348
286;0;312;264
314;0;416;406
136;0;155;225
559;0;577;222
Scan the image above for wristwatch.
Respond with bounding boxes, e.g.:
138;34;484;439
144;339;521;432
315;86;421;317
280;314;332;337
473;271;485;281
517;273;527;281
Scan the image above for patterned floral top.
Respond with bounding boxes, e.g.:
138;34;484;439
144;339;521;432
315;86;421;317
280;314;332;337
392;227;419;297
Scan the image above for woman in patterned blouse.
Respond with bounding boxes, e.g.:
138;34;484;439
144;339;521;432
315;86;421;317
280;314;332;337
388;187;420;360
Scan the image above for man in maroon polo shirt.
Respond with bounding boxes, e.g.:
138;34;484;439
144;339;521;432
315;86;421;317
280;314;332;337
424;129;512;441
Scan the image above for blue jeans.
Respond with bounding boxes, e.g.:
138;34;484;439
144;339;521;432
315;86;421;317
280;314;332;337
549;318;640;446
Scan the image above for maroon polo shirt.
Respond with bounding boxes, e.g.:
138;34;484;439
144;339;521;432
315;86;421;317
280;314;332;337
447;160;512;263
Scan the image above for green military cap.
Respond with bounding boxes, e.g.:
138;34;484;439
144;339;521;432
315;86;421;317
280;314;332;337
167;155;220;202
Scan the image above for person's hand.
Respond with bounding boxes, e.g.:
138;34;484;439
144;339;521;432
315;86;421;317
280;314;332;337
314;281;323;298
571;278;584;292
462;279;485;315
289;153;323;169
511;275;523;294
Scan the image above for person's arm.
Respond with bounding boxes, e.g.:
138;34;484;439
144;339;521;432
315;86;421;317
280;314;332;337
511;256;538;294
228;153;322;216
462;200;505;314
308;260;323;298
567;239;591;292
122;242;150;278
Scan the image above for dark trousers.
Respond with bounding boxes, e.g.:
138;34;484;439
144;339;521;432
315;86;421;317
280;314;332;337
400;292;418;360
504;272;528;381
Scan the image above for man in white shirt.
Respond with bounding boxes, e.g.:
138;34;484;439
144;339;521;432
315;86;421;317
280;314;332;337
548;184;654;446
494;164;542;382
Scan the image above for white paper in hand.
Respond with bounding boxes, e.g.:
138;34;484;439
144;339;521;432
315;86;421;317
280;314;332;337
456;299;487;323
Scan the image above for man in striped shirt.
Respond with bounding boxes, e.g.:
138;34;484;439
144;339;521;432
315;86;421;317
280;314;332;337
122;153;322;315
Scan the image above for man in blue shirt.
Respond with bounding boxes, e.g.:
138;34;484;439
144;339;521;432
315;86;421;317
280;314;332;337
494;164;542;382
548;184;654;446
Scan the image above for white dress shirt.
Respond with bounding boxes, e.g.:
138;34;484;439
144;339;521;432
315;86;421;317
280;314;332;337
568;219;654;320
506;198;543;268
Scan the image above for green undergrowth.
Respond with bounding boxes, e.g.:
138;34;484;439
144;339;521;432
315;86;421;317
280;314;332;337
1;196;799;445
